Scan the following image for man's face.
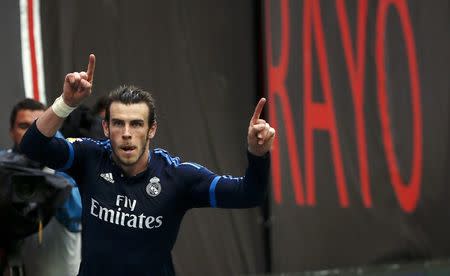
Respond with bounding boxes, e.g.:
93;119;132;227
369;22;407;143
103;102;156;168
10;109;44;145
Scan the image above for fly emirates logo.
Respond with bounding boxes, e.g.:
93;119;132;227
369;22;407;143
90;195;163;229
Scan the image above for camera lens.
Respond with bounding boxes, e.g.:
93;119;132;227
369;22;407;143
12;175;46;201
15;182;36;200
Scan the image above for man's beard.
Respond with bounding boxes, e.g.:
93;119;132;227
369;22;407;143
112;132;150;167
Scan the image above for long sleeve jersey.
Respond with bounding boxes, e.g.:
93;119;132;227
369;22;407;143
20;122;270;276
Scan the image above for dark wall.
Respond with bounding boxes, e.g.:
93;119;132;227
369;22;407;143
0;0;25;149
41;0;265;275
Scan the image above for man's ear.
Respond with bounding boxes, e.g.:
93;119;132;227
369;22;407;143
149;122;157;139
102;120;110;138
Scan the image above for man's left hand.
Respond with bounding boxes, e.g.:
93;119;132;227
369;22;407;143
247;98;276;157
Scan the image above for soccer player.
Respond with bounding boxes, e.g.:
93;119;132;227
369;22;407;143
20;54;275;275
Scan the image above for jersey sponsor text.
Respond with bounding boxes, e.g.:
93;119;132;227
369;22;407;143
90;195;163;229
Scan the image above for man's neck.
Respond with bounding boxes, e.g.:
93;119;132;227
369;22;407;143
114;150;150;177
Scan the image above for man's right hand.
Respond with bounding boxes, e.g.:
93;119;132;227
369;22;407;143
62;54;96;107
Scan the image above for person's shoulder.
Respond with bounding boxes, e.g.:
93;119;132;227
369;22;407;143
150;148;211;184
66;137;111;152
152;148;181;167
152;148;211;176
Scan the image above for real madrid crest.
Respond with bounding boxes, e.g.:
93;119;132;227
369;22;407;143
146;176;161;197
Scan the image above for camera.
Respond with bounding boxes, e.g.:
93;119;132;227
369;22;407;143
0;151;72;243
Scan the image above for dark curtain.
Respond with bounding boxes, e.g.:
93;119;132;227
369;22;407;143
0;0;25;149
40;1;266;275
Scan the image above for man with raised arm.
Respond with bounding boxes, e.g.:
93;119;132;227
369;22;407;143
20;54;275;276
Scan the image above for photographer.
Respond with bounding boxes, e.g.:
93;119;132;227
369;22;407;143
3;99;82;276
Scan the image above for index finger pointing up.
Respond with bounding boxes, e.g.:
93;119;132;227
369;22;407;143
86;54;96;83
251;97;267;125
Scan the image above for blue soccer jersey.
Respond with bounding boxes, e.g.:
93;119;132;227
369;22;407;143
21;122;269;276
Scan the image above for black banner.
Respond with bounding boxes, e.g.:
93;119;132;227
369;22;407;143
264;0;449;272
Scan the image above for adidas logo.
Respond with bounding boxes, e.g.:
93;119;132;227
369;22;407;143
100;173;114;183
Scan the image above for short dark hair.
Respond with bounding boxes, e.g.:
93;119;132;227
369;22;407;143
10;98;45;129
105;85;157;126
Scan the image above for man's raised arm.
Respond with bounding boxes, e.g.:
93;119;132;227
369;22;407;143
187;98;276;209
247;98;275;156
20;55;96;169
37;54;96;137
